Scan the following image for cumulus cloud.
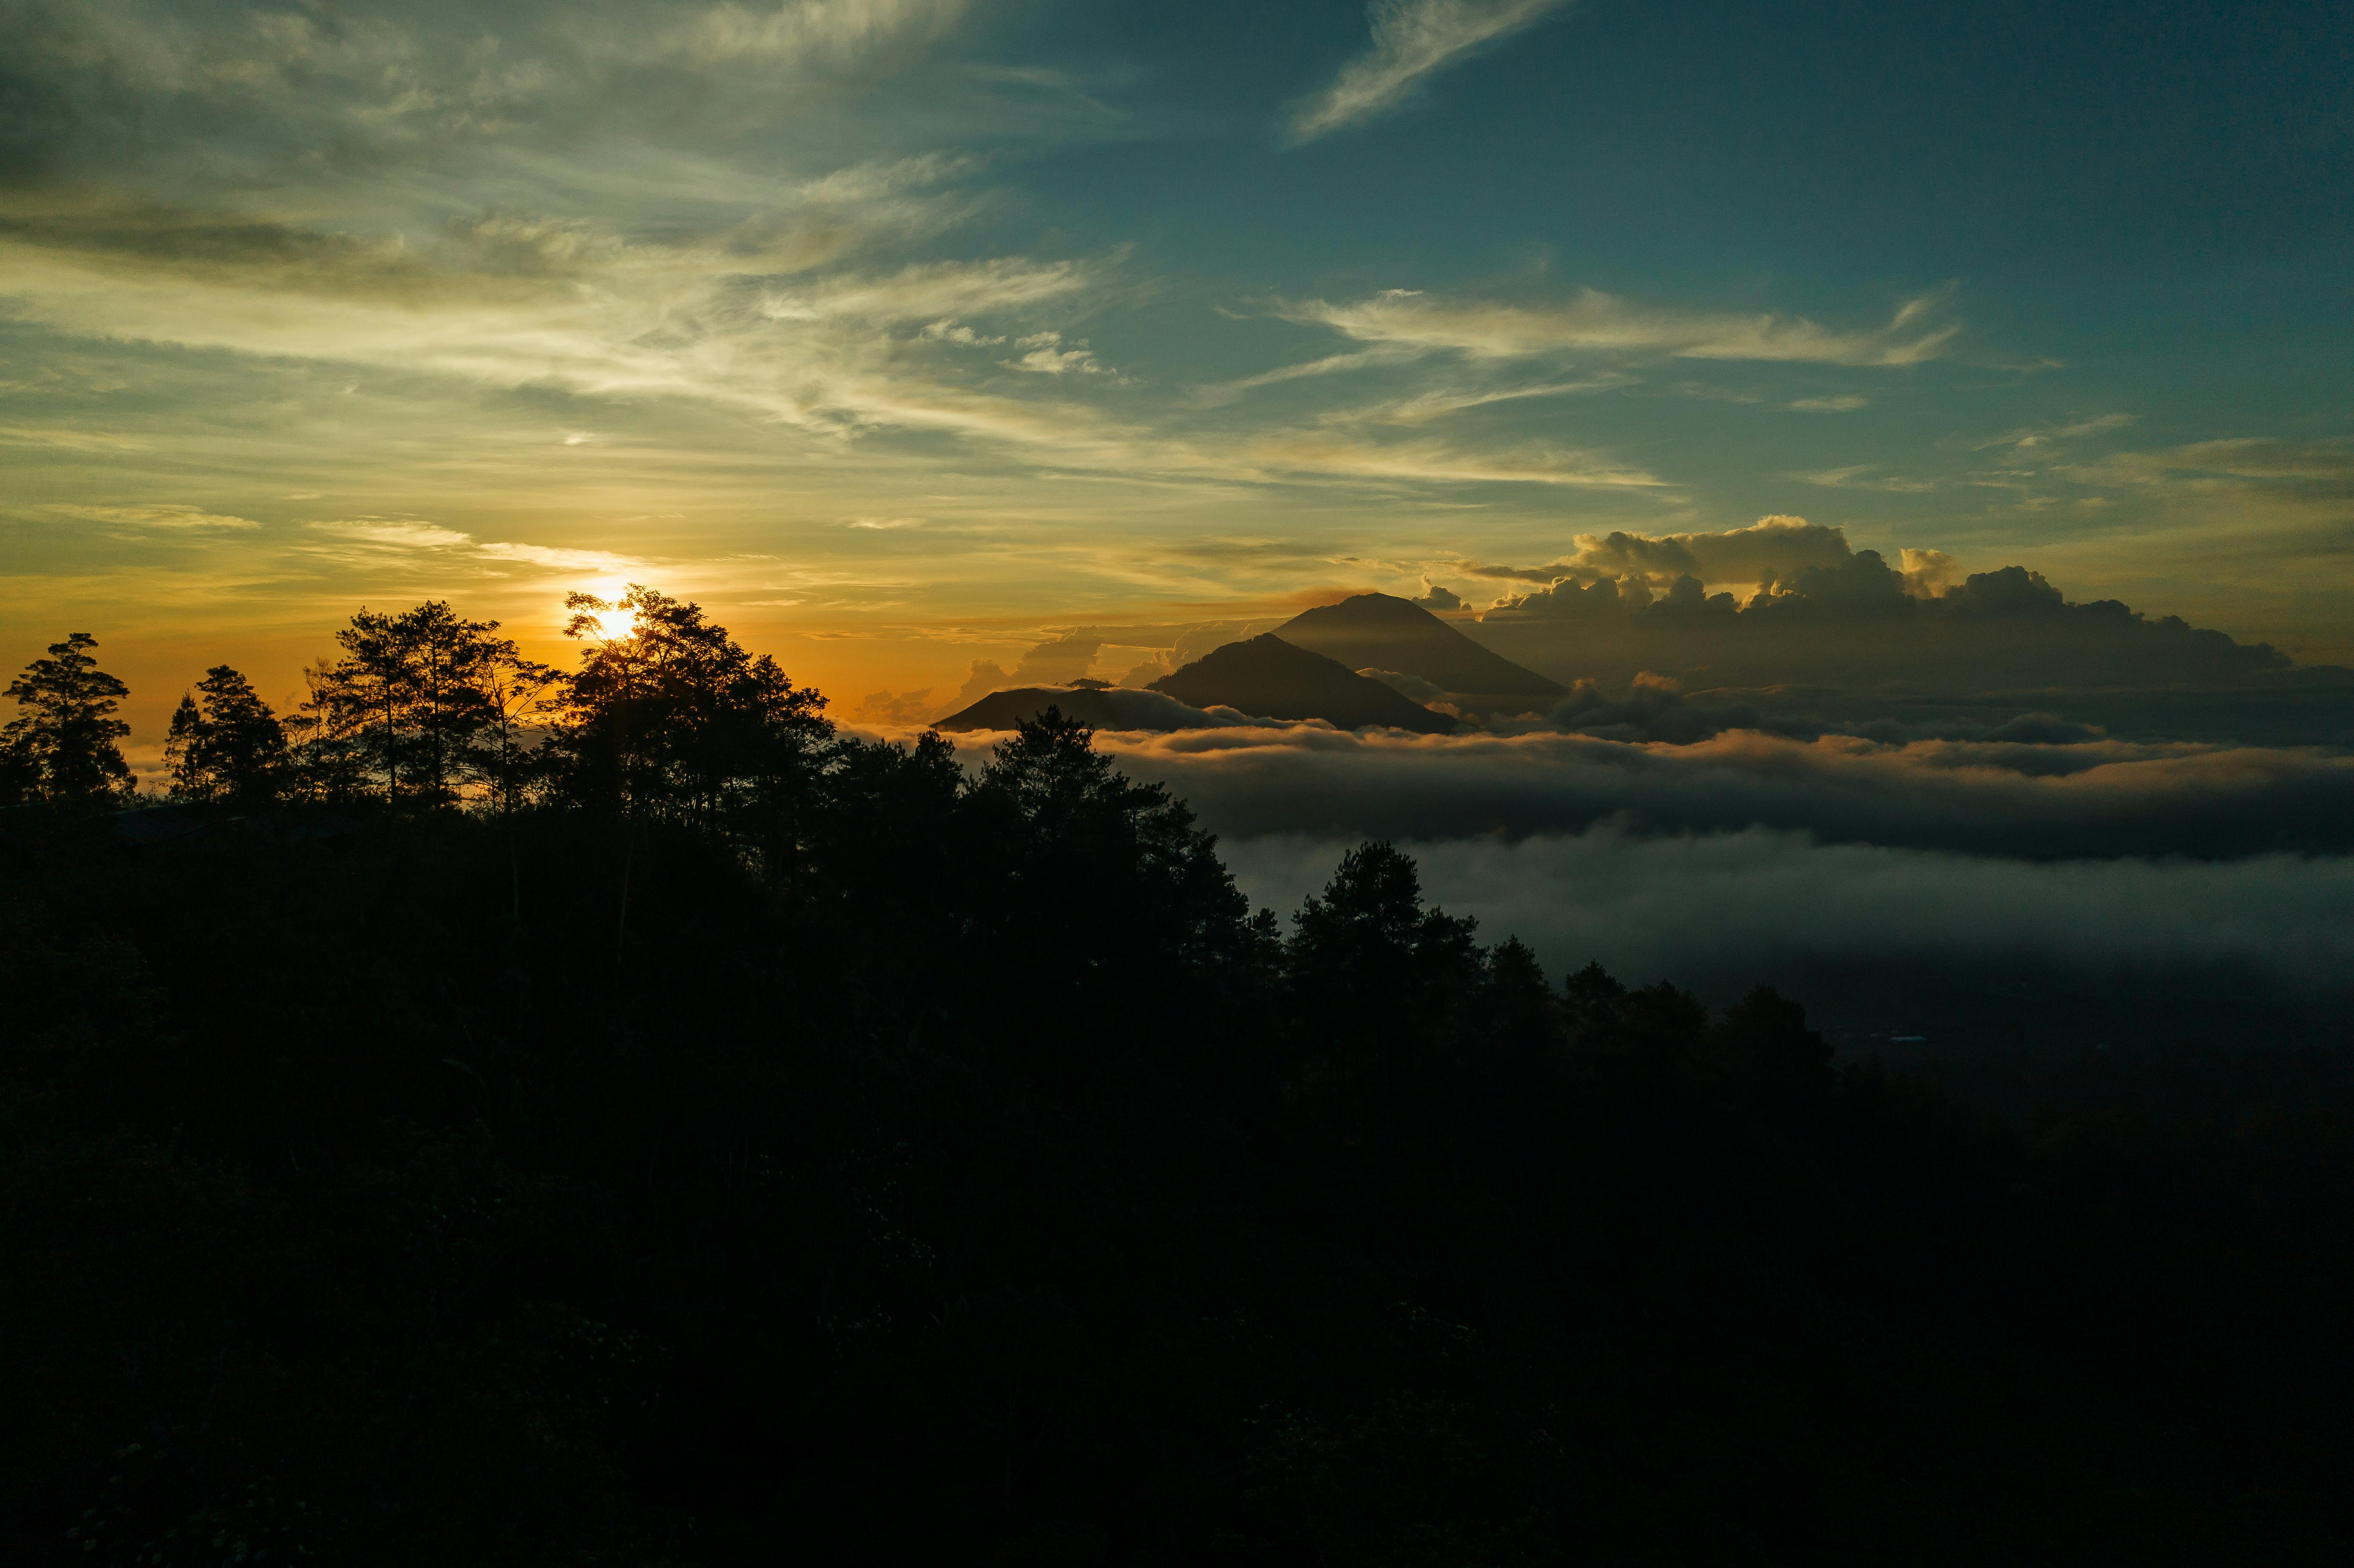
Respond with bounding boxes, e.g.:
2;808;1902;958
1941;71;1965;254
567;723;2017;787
1006;629;1104;684
1006;331;1109;375
1899;547;1961;597
943;629;1107;711
921;320;1005;345
1457;527;2310;701
1412;579;1465;610
1540;672;1757;744
1286;287;1957;367
855;688;935;723
945;660;1015;711
1471;515;1856;594
1116;655;1176;688
1289;0;1575;143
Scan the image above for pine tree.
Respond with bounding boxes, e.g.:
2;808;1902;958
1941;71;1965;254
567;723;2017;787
1;632;134;804
290;602;534;806
163;665;289;808
551;585;831;834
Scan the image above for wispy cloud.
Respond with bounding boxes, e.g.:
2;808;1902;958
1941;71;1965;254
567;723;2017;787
1244;436;1667;490
477;541;641;572
2091;438;2354;487
760;257;1097;326
1971;412;2136;453
1787;465;1938;492
306;520;476;550
47;502;259;529
300;519;645;576
1326;374;1633;425
660;0;970;69
1289;0;1575;143
1289;288;1959;367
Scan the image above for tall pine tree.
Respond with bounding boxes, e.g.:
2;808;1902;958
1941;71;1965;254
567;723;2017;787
163;665;289;808
1;632;134;804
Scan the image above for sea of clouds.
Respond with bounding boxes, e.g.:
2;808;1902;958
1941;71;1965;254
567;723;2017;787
856;720;2354;1036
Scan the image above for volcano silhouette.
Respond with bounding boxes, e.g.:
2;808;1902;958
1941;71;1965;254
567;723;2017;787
1277;593;1564;702
1149;634;1457;733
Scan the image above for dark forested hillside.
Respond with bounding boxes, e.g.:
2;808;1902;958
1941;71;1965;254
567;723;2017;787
3;599;2350;1566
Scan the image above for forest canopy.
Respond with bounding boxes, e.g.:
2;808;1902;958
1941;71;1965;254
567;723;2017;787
3;592;2350;1566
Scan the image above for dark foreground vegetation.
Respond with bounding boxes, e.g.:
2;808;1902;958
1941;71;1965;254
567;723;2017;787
3;596;2350;1565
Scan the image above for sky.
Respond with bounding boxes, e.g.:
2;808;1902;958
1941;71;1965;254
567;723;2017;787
3;0;2351;747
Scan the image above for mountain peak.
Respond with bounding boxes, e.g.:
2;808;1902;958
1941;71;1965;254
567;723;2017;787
1277;594;1565;700
1149;634;1456;734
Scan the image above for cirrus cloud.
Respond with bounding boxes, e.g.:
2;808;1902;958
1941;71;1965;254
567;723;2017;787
1289;0;1577;143
47;502;259;529
1286;287;1959;367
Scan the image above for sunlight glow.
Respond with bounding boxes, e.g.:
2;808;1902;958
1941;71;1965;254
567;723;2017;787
573;579;637;642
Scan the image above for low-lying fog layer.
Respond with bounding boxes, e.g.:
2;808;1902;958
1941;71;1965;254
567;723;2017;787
1083;725;2354;859
1216;826;2354;1004
854;721;2354;1036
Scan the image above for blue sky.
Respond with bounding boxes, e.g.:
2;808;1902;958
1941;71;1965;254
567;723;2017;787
3;0;2348;732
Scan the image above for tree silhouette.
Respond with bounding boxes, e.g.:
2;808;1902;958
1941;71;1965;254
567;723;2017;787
290;601;539;806
163;666;289;809
552;585;831;869
1289;840;1483;1052
976;706;1245;966
480;647;564;821
1;632;134;804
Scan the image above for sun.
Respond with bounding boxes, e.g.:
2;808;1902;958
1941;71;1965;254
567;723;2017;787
573;580;637;642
